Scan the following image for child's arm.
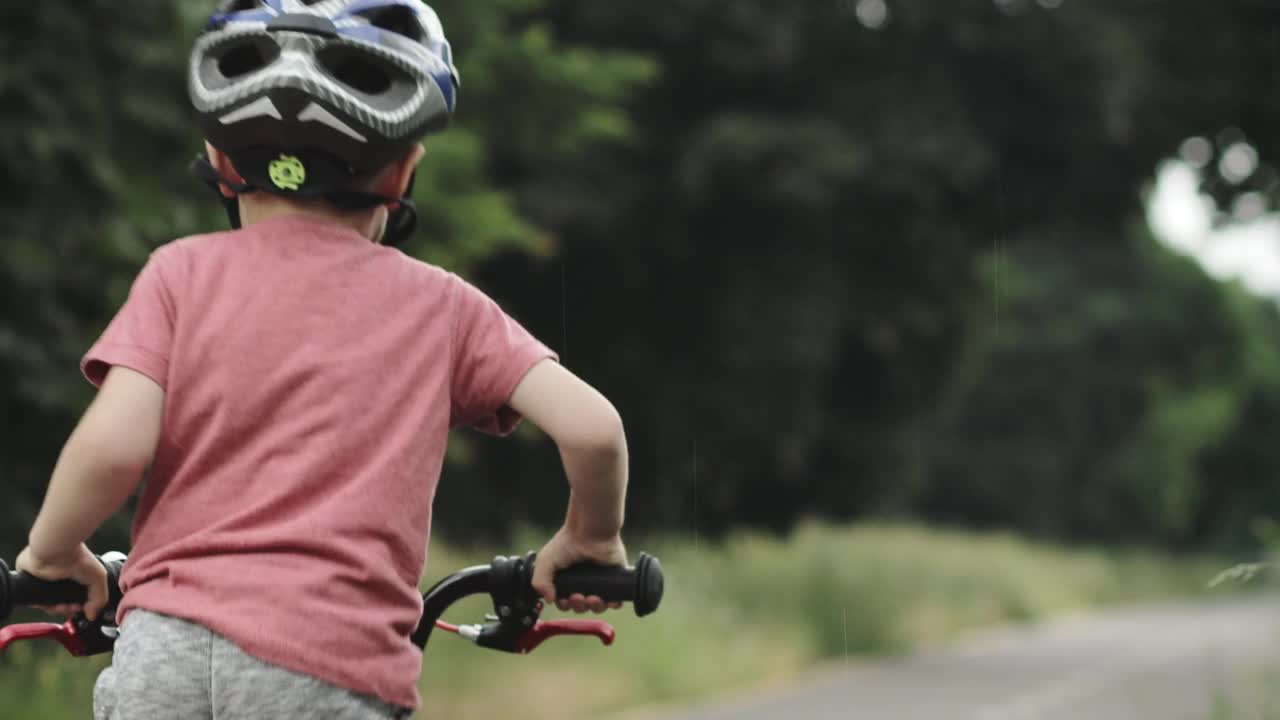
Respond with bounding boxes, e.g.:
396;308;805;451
511;360;629;612
17;366;165;619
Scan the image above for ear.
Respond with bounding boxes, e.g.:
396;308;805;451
205;141;245;199
381;143;426;200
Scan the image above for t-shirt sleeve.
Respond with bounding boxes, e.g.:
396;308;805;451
449;274;558;436
81;249;177;389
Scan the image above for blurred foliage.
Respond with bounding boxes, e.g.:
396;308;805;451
452;0;1280;550
3;0;1280;557
927;227;1280;546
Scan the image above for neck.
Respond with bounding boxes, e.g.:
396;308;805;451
238;194;387;243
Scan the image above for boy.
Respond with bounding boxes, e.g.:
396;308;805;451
15;2;629;718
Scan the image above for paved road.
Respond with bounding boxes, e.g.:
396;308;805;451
670;597;1280;720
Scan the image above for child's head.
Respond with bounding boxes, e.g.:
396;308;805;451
188;0;459;245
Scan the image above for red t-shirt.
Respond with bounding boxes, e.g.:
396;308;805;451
81;215;556;710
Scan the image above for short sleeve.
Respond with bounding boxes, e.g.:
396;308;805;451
81;250;177;389
450;275;558;436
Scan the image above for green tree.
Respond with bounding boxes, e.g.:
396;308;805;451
454;0;1280;545
926;227;1280;545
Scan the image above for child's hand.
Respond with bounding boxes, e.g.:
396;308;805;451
14;544;109;621
532;528;628;614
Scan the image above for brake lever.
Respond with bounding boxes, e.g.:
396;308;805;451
0;613;119;657
514;619;616;654
0;620;89;656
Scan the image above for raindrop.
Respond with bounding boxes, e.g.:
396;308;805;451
1233;192;1267;222
855;0;890;30
1219;142;1259;185
1179;136;1213;169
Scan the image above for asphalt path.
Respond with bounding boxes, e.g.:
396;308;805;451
666;596;1280;720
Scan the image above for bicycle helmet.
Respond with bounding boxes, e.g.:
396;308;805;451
188;0;460;245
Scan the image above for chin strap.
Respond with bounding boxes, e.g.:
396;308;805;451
192;154;249;230
190;154;419;247
386;171;418;248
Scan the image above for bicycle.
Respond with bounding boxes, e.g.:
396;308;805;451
0;550;664;683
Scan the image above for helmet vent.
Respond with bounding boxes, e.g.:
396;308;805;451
219;0;262;12
217;40;278;79
353;6;424;43
318;47;396;95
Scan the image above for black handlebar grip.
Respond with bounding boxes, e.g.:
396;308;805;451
0;554;127;622
553;552;664;617
11;572;88;606
0;559;87;621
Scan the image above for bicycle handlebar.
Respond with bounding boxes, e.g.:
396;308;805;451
410;551;663;651
0;550;665;657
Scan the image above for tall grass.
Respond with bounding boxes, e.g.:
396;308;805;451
0;523;1223;719
1207;664;1280;720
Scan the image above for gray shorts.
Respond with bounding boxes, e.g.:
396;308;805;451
93;609;414;719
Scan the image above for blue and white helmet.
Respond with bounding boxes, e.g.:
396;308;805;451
190;0;459;191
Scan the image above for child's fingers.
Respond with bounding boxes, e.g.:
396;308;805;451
530;558;557;604
554;596;622;614
565;593;589;613
84;579;109;622
593;599;624;613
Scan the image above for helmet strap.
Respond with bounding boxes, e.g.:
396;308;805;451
190;154;419;247
192;153;251;230
382;171;419;248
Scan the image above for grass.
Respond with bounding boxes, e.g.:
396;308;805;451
0;523;1227;719
1207;664;1280;720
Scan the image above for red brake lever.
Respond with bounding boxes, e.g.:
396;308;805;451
0;621;89;656
515;619;616;654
